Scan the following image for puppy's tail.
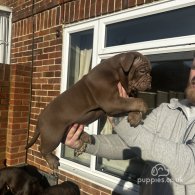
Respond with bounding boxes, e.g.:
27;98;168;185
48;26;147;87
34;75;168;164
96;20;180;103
25;127;40;149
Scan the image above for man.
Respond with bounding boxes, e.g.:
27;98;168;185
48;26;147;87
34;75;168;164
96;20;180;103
65;58;195;195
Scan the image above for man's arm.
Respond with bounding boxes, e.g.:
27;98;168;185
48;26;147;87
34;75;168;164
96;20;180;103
85;134;138;160
66;123;138;160
114;107;195;185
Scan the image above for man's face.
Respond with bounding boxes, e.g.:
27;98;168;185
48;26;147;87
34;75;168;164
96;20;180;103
185;69;195;105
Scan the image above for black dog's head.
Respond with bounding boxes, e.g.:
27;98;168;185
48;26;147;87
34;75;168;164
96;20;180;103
119;51;152;96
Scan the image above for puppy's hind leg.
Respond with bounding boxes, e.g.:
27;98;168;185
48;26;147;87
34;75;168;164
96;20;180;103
40;128;65;170
42;152;60;170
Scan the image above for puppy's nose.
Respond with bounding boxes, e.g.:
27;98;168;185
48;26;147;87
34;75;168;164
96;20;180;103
147;83;151;89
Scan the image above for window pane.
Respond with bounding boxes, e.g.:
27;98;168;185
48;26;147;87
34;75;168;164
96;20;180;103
0;12;10;64
61;29;93;167
67;29;93;88
106;5;195;47
96;51;193;182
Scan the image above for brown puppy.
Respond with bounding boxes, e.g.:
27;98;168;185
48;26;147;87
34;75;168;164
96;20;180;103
26;51;151;169
0;167;43;195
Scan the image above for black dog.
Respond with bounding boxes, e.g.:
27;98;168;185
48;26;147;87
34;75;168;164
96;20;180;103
0;166;45;195
41;181;80;195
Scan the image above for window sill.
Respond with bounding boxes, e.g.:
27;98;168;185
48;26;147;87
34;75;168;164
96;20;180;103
59;162;140;195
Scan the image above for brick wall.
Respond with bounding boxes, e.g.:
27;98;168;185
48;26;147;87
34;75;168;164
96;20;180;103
0;0;160;194
0;64;10;168
27;5;62;173
4;13;34;165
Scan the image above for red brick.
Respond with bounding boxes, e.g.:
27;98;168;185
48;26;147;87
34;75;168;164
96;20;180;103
56;44;62;51
50;38;62;46
48;10;52;28
96;0;102;16
37;54;49;60
55;58;61;64
6;159;19;166
43;46;56;53
74;0;80;21
42;59;55;65
51;8;56;27
47;78;61;84
64;2;70;23
70;1;75;22
79;0;85;20
44;11;49;29
122;0;128;9
137;0;145;5
84;0;90;18
56;6;61;25
115;0;122;11
48;91;60;96
108;0;114;13
102;0;108;14
89;0;95;18
48;51;62;58
43;71;55;77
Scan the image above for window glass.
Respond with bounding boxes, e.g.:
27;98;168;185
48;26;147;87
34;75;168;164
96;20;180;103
61;29;93;166
148;52;191;109
96;51;193;183
106;5;195;47
67;29;93;87
0;11;10;64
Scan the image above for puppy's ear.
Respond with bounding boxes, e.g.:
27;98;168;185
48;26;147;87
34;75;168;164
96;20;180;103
120;53;135;72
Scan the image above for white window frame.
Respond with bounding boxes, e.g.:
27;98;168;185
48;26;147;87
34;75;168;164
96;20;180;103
57;0;195;194
98;0;195;59
0;5;12;64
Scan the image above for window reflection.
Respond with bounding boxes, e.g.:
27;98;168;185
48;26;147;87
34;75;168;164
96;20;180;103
67;29;93;88
106;5;195;47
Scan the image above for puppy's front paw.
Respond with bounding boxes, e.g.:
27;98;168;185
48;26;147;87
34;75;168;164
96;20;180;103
128;112;142;127
137;99;148;114
74;132;93;157
80;132;91;144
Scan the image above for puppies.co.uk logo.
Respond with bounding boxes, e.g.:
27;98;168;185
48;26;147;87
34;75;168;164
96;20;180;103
151;164;169;177
137;163;183;184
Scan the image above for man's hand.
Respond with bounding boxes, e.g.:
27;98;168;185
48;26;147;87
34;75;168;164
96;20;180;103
117;82;128;98
108;83;128;127
65;124;84;149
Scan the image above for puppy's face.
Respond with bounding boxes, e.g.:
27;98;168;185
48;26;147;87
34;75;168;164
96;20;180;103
119;52;151;96
128;56;152;96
